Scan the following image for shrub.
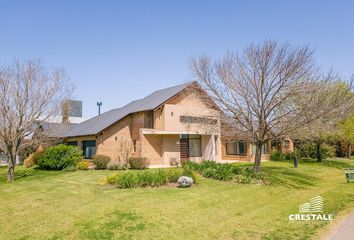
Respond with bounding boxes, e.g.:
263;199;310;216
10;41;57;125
37;144;82;170
24;149;44;168
136;171;154;187
284;152;296;161
270;150;285;161
295;142;336;159
166;168;183;183
177;176;193;188
107;169;183;188
110;170;169;188
235;174;252;184
135;170;168;187
107;161;128;170
198;162;236;181
32;151;43;165
128;157;149;170
24;154;35;168
92;155;111;169
182;162;198;183
201;167;217;178
77;160;89;170
197;160;217;171
152;170;168;186
114;172;137;188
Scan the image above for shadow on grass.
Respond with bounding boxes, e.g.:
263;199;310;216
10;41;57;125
0;166;62;183
300;158;354;169
76;210;146;240
262;167;318;189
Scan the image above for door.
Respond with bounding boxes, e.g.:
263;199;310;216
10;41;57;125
180;138;189;160
82;140;96;159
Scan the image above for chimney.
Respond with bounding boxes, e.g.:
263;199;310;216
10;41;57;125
62;100;83;123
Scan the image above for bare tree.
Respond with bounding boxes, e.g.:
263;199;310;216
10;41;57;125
0;60;71;181
190;40;353;171
115;136;133;164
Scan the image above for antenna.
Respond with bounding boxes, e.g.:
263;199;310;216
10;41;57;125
97;101;102;115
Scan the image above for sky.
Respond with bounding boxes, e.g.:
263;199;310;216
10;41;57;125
0;0;353;118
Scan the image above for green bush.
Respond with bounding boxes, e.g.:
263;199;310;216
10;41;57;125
152;170;168;186
165;168;183;183
270;150;285;161
113;172;137;188
182;162;198;183
295;142;336;159
284;152;296;161
77;160;89;170
107;169;183;188
135;171;154;187
235;174;252;184
188;161;239;181
128;157;149;170
185;160;263;184
135;170;168;187
37;144;82;170
107;161;128;170
92;155;111;169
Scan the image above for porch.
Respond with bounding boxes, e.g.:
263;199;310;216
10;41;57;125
141;129;221;166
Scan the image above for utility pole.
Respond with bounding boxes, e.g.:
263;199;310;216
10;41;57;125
97;101;102;115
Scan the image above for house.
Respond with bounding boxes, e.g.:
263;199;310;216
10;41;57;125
49;82;269;166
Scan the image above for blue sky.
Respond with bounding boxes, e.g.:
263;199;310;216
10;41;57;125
1;0;353;118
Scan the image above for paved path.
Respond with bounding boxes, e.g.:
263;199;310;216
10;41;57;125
327;209;354;240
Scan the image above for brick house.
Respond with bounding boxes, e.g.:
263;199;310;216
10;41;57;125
50;82;269;166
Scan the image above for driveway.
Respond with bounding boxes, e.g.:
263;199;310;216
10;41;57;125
326;209;354;240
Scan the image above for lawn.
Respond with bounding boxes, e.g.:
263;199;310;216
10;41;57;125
0;159;354;240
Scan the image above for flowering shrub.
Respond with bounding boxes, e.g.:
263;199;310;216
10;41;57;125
92;155;111;169
77;160;89;170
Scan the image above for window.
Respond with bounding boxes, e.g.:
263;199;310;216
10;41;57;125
82;140;96;159
188;135;202;157
67;141;78;146
252;144;268;155
144;111;153;128
226;141;247;155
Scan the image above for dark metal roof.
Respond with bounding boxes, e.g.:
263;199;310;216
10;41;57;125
40;122;78;138
63;82;192;137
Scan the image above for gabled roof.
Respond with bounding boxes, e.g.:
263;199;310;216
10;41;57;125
63;82;193;137
40;122;78;138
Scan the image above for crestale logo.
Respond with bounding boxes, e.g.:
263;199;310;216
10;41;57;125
289;196;333;221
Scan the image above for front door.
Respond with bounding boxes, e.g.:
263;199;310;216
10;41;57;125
180;138;189;160
82;140;96;159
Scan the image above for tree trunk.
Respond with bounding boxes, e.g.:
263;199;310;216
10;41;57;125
7;159;15;181
293;156;298;168
316;142;322;162
7;148;17;182
348;143;352;159
254;142;262;172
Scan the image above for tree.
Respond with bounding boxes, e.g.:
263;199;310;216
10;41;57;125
115;136;133;164
337;114;354;158
190;40;353;171
292;82;354;162
0;60;71;181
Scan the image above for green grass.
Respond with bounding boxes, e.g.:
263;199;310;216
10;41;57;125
1;159;354;240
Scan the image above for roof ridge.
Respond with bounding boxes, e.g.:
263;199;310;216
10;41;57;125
63;82;192;137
